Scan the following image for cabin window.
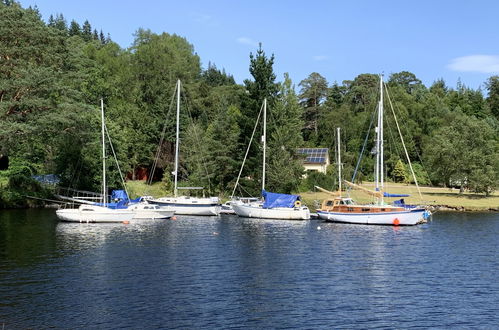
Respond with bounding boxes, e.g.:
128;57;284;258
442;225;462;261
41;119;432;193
339;201;345;205
326;201;333;206
362;208;370;212
381;208;386;211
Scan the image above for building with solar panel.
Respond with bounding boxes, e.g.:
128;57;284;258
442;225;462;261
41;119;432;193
296;148;330;174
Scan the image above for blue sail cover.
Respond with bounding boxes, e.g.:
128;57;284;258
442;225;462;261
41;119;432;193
112;190;129;201
262;190;300;208
383;192;410;197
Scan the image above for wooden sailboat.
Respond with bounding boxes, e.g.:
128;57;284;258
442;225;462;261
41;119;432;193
146;80;220;216
231;99;310;220
316;76;430;225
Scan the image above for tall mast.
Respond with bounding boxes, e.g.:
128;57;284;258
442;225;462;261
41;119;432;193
337;127;342;195
379;74;384;204
174;80;180;197
100;99;106;206
262;98;267;192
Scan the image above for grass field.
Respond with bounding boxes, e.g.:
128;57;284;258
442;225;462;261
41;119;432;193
300;182;499;211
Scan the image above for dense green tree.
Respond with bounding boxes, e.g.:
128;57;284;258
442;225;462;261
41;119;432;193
202;105;241;194
201;62;236;87
486;75;499;119
68;20;81;36
392;159;408;183
244;43;278;112
266;74;305;193
82;20;92;41
299;72;328;142
388;71;422;94
424;111;498;194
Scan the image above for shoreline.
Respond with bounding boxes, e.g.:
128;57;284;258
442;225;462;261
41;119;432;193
428;205;499;212
0;204;497;213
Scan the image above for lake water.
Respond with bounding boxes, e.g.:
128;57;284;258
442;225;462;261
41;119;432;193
0;210;498;329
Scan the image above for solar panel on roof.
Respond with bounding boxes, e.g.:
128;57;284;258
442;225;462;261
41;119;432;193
296;148;328;163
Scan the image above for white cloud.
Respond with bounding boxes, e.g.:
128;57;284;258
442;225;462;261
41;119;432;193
236;37;258;47
447;55;499;73
313;55;329;61
190;12;217;26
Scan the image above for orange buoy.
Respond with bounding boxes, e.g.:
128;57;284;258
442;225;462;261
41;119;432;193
393;218;400;226
171;216;177;220
123;220;130;225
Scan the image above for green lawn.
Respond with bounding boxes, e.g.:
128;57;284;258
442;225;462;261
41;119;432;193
300;182;499;211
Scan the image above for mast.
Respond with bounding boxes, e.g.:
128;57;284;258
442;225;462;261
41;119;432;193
100;99;106;206
375;99;380;196
262;98;267;192
337;127;341;195
174;80;180;198
379;74;384;204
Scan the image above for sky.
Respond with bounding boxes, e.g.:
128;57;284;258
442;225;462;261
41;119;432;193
18;0;499;91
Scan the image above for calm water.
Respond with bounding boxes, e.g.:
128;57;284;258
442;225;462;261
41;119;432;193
0;210;498;329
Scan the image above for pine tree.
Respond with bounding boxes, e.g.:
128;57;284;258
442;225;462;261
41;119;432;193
68;20;81;36
486;76;499;119
99;30;105;44
266;73;305;193
81;20;92;41
244;43;278;112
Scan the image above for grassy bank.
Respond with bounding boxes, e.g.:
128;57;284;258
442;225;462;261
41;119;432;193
300;182;499;212
123;180;498;212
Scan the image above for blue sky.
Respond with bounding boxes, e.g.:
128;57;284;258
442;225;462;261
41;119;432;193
19;0;499;91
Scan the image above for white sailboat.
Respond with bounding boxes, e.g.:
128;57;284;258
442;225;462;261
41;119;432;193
316;75;430;225
56;100;135;223
231;99;310;220
146;80;220;216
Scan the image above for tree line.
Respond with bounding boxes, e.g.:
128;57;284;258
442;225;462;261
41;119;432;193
0;1;498;207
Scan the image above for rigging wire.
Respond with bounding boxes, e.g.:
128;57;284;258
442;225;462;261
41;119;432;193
350;102;378;185
181;83;214;195
147;84;177;190
384;82;423;201
231;101;265;199
104;123;130;200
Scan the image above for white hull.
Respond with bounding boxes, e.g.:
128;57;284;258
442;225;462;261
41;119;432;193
147;196;220;216
126;203;175;219
56;205;135;223
316;208;426;225
232;203;310;220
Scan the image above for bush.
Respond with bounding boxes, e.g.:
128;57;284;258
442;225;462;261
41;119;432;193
298;171;336;192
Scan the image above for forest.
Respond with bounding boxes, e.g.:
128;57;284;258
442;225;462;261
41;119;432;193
0;1;498;207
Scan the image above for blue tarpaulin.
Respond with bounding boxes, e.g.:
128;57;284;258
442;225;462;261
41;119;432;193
262;190;300;208
383;192;410;197
94;190;142;208
94;200;128;209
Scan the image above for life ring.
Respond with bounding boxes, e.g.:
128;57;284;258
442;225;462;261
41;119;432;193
294;200;302;207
